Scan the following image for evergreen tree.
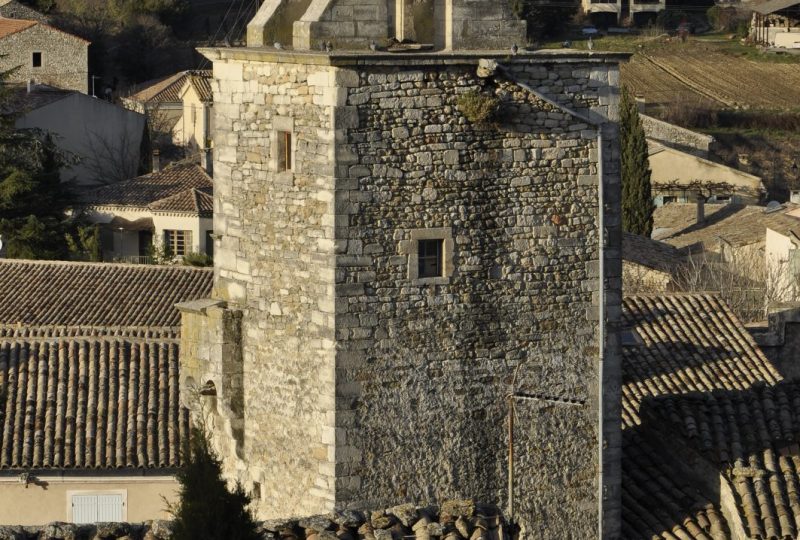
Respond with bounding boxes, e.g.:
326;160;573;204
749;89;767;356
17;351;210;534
0;66;73;259
620;86;654;237
170;427;261;540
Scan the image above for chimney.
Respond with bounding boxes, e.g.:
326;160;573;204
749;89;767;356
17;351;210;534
202;148;213;177
696;194;705;224
635;94;646;114
152;149;161;173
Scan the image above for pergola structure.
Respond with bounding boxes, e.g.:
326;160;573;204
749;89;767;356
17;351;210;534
752;0;800;46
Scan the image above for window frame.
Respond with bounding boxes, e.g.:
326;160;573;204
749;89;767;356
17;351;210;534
66;489;127;523
31;51;42;68
164;229;192;257
401;227;455;285
271;116;296;177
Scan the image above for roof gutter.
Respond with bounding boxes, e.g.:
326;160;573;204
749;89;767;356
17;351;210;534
479;59;608;537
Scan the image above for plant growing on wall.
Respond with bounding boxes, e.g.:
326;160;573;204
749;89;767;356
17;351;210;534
620;86;654;237
169;425;260;540
457;91;501;124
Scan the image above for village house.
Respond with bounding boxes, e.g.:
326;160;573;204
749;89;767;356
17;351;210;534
0;259;213;525
621;231;688;293
0;0;48;23
177;1;627;538
80;162;214;263
123;70;214;154
751;0;800;48
640;113;765;206
9;84;146;187
0;17;88;93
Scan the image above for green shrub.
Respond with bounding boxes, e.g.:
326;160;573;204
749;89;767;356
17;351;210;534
457;91;500;124
182;251;213;267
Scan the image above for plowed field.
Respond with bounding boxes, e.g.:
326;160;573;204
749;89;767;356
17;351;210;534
617;40;800;110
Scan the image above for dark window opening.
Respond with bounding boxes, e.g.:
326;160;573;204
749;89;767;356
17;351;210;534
277;131;292;172
418;239;444;278
32;52;41;67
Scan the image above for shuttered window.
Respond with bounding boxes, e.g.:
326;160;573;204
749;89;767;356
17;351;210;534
164;230;192;256
71;493;124;523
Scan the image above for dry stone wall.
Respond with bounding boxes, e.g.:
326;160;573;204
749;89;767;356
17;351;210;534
0;25;88;93
0;501;507;540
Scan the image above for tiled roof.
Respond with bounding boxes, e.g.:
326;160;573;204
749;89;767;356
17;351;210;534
148;187;213;216
0;337;189;470
127;70;212;105
622;293;784;540
622;232;688;275
622;294;780;429
643;382;800;539
0;16;35;38
653;203;800;249
0;259;213;328
0;17;88;42
83;164;213;214
0;325;180;340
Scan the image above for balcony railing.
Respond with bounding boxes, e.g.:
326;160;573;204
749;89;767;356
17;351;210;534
112;255;156;265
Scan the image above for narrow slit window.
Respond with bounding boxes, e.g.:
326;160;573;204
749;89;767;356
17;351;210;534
277;131;292;172
32;52;42;67
418;239;444;278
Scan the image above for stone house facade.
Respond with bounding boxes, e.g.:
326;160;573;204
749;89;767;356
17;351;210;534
0;18;89;93
180;5;625;539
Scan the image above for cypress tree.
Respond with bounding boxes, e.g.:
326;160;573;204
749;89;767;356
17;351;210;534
620;86;654;237
170;427;261;540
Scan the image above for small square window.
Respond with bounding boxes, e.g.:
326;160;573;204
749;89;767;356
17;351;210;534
32;52;42;68
277;131;292;172
418;239;444;278
164;229;192;257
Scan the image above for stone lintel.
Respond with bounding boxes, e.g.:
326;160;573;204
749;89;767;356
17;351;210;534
198;47;632;67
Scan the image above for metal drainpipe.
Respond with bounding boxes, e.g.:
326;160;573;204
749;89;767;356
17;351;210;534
490;61;608;537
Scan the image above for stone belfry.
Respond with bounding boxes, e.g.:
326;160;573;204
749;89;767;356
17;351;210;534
181;1;625;538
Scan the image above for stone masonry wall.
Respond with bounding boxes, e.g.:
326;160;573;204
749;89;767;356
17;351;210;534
210;55;341;517
333;58;622;539
0;24;88;93
203;49;623;538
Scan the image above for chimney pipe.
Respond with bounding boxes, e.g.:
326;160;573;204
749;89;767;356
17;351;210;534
696;194;705;224
202;148;213;177
152;149;161;173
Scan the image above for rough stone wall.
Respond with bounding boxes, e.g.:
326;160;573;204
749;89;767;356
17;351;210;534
0;0;48;22
210;55;341;517
202;49;623;537
0;24;88;93
334;58;622;538
641;114;714;159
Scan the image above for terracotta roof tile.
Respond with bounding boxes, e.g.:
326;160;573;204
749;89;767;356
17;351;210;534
622;293;784;539
0;337;189;470
0;259;212;327
148;187;213;216
0;16;35;38
643;382;800;539
83;164;212;210
127;70;212;105
623;232;688;274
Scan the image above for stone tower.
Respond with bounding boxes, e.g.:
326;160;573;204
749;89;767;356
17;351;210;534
180;2;625;538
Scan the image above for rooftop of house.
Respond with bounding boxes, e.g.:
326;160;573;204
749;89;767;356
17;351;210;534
622;231;688;275
653;202;800;250
0;336;189;471
621;293;788;539
83;163;213;216
0;16;88;42
125;70;212;105
0;259;213;328
0;0;48;23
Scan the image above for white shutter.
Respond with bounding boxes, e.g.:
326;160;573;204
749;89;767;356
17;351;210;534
71;493;124;523
72;495;97;524
96;494;124;521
